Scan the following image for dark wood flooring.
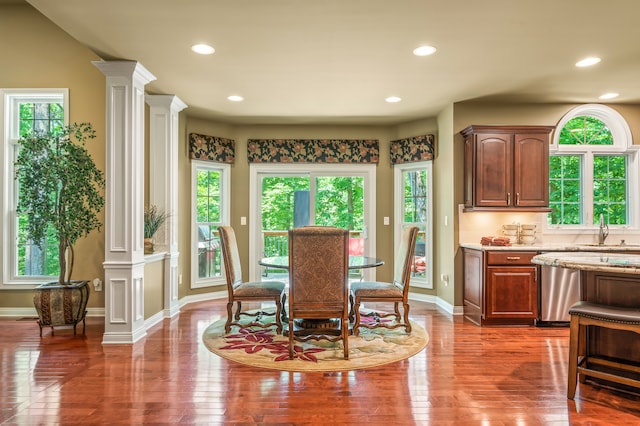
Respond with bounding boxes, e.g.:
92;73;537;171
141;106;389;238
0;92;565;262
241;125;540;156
2;299;640;425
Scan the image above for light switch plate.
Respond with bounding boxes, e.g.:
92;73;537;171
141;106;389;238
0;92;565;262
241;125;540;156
241;216;247;225
383;216;390;225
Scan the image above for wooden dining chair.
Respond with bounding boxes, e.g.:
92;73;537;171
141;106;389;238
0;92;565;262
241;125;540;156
288;226;350;359
349;226;419;336
218;226;286;334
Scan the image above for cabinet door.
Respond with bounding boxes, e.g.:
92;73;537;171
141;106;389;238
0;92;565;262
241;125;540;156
486;266;538;319
463;136;474;207
513;133;549;207
475;133;512;207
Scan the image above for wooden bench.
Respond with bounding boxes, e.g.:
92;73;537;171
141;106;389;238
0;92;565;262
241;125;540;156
568;301;640;399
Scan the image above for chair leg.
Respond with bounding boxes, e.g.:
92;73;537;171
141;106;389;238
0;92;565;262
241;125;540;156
353;298;362;337
288;317;295;360
567;315;580;399
348;294;355;322
394;302;401;321
225;301;234;333
234;301;242;320
343;318;349;359
403;302;412;333
281;293;288;323
274;296;283;335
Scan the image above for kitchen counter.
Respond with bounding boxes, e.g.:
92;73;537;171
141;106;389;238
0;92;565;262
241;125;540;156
531;251;640;275
460;242;640;252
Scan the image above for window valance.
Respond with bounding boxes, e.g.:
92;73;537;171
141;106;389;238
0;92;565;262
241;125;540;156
390;134;435;164
189;133;235;163
247;139;379;164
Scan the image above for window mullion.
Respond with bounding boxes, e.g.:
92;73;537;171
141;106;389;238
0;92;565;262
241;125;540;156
583;154;595;226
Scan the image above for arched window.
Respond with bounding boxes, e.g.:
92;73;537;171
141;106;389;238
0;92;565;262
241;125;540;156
549;104;638;228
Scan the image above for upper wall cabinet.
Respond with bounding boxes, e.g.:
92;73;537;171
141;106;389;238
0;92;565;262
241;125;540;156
461;125;555;212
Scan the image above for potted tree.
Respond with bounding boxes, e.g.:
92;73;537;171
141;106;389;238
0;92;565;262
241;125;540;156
15;122;105;336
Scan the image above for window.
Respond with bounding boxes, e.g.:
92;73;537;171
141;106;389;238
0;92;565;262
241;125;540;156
249;163;376;283
191;161;229;288
394;161;432;289
549;104;639;229
1;89;68;286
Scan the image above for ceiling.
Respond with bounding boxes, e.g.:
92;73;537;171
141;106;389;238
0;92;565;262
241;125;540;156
21;0;640;125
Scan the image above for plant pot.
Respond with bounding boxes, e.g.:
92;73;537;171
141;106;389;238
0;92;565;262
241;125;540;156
33;280;90;336
144;237;154;254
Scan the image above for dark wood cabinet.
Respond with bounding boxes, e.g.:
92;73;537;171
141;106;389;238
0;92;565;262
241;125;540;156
463;249;538;326
461;125;554;211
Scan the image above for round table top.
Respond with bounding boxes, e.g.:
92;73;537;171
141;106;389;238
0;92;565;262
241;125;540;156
259;255;383;270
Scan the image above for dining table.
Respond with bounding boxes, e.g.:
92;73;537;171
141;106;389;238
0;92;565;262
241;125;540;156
258;255;384;270
259;255;384;335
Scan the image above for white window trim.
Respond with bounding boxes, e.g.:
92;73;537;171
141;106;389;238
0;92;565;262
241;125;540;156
248;163;376;283
393;161;433;289
546;104;640;233
1;89;69;289
190;160;229;289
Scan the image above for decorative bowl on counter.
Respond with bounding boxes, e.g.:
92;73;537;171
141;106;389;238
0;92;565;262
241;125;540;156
520;235;536;244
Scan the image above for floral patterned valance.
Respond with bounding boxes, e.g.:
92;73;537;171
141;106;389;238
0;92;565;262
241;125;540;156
189;133;235;163
390;134;435;165
247;139;379;164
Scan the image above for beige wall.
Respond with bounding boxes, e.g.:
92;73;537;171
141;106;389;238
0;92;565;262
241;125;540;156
0;3;106;309
144;260;164;319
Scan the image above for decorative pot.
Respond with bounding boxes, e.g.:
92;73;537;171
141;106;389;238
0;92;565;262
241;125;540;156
33;280;90;336
144;237;154;254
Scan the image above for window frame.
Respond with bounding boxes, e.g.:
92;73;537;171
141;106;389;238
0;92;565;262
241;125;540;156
1;89;69;288
394;161;433;289
190;160;230;289
547;104;640;232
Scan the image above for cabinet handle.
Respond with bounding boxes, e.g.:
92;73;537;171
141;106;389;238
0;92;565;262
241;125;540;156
516;192;520;205
507;192;511;205
506;256;521;261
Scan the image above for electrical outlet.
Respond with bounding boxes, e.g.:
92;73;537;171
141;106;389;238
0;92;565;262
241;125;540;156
93;278;102;292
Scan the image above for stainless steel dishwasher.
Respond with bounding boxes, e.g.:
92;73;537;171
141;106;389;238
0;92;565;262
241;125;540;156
538;262;580;325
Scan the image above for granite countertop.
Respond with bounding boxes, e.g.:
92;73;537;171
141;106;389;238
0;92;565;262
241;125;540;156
531;251;640;275
459;242;640;252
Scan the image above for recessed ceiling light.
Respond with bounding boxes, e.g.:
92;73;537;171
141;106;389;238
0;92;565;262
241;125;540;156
385;96;402;103
413;45;437;56
191;44;215;55
227;95;244;102
575;57;600;67
599;92;619;100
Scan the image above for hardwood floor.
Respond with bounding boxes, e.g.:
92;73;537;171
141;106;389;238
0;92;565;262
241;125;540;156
2;299;640;425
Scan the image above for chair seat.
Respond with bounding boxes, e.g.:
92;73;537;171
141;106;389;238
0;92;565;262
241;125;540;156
568;301;640;324
234;281;285;298
351;281;402;298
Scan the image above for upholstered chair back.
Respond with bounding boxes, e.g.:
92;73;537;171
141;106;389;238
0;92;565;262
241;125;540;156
218;226;243;293
392;226;419;292
288;226;349;317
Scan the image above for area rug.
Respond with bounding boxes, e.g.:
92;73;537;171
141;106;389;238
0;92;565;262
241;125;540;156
202;310;428;372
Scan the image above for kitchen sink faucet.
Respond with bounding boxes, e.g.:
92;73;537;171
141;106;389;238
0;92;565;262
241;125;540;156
598;213;609;245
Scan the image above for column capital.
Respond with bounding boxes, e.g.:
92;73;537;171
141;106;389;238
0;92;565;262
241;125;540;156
145;94;187;112
93;60;156;85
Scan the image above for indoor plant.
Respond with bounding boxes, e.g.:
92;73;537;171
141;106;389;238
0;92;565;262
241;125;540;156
144;204;169;254
15;122;105;335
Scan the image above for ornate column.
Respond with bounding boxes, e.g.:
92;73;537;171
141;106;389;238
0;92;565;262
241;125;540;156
94;60;156;344
145;94;187;318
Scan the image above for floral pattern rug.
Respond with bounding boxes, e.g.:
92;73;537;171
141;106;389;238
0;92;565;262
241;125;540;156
202;310;428;372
